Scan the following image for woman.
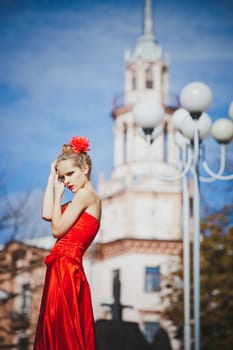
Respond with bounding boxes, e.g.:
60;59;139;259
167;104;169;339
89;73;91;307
34;136;101;350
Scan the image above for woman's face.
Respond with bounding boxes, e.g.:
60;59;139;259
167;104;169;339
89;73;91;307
56;159;87;193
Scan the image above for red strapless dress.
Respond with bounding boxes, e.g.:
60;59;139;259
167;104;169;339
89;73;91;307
33;208;100;350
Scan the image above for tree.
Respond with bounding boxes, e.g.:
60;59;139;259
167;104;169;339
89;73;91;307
0;170;33;244
162;204;233;350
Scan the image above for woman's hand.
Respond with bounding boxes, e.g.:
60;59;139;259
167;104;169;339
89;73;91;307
54;174;65;198
42;160;58;221
47;160;57;185
50;160;57;178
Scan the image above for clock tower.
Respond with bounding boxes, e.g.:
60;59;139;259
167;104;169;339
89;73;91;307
87;1;182;347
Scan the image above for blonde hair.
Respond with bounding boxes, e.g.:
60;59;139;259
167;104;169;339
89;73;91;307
56;144;92;180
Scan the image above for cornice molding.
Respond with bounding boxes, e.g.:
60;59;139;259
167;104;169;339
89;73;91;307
86;238;182;261
112;104;176;119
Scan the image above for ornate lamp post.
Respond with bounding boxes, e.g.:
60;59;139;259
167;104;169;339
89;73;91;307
133;81;233;350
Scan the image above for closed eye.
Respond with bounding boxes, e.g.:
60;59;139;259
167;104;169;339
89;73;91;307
57;171;74;182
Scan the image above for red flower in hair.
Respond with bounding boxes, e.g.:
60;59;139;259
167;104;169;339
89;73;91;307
69;136;90;153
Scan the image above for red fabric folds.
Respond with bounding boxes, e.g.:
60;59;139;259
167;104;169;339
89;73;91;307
33;211;99;350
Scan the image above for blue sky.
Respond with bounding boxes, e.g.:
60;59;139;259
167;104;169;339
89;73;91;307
0;0;233;243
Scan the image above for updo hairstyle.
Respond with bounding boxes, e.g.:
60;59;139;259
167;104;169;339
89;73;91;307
56;144;92;180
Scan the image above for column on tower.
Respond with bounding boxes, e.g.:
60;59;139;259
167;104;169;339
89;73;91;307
126;119;134;163
166;121;180;166
150;128;164;163
113;119;125;167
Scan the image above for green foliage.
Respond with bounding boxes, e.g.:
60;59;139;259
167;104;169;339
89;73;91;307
162;204;233;350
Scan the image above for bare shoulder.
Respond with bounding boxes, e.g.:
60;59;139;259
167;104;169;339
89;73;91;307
72;187;91;203
73;187;101;205
76;187;102;220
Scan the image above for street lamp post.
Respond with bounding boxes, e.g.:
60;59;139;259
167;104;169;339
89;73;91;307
133;81;233;350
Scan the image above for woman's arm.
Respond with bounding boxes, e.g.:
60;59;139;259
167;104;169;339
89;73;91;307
51;186;91;239
41;161;56;221
52;179;97;238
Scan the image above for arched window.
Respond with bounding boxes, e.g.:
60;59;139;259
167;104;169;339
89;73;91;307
132;70;137;90
145;65;153;89
163;121;168;163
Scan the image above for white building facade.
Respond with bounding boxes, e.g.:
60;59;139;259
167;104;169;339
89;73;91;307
85;0;183;347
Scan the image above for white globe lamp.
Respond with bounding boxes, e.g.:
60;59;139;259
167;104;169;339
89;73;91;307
172;108;190;131
180;82;213;118
133;97;164;132
211;118;233;143
181;112;212;141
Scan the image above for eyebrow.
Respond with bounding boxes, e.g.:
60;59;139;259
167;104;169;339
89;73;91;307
58;170;74;176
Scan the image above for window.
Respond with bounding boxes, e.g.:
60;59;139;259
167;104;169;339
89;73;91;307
163;121;168;163
144;321;160;344
145;65;154;89
18;336;29;350
132;70;137;90
12;249;26;269
22;283;31;320
145;266;160;292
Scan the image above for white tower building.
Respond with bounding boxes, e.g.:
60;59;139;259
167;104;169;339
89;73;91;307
86;1;183;345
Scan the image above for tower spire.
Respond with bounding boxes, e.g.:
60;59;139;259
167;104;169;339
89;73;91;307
125;0;162;63
143;0;154;37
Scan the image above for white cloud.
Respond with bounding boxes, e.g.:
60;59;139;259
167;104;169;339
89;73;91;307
0;9;125;164
0;1;232;198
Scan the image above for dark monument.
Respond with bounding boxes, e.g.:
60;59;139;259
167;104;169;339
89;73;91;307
95;270;173;350
101;269;133;320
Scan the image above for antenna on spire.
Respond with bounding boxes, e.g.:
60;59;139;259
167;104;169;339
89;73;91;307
143;0;154;37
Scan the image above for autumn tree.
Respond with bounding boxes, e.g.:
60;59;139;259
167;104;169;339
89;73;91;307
162;204;233;350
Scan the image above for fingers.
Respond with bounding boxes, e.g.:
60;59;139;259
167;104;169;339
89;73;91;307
50;160;57;174
54;175;65;194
